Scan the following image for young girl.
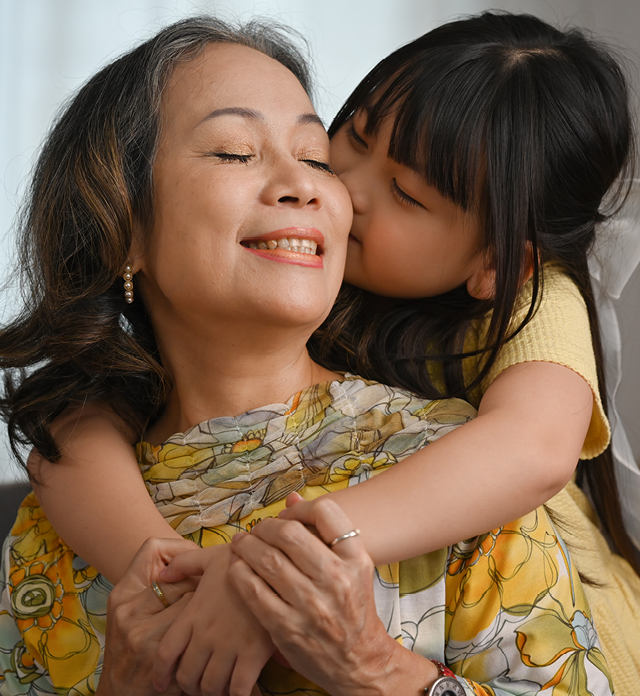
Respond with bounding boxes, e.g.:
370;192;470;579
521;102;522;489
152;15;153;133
6;10;639;696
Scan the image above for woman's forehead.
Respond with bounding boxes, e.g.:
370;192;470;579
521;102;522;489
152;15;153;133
161;43;313;126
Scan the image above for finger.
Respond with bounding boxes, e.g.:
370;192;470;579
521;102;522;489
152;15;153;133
231;533;313;609
150;577;199;612
195;650;237;696
174;643;217;696
299;498;366;561
228;653;268;696
152;614;194;691
120;537;199;594
229;555;292;632
282;491;304;510
278;497;313;521
158;548;208;583
243;517;336;582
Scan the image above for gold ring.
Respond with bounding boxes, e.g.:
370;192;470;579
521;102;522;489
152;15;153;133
151;579;171;608
329;529;361;548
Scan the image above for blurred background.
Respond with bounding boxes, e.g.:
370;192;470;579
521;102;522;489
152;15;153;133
0;0;638;483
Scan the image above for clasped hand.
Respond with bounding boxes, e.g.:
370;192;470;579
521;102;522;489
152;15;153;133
107;495;404;696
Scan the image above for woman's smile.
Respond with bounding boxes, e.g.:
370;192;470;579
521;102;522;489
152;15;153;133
240;227;324;268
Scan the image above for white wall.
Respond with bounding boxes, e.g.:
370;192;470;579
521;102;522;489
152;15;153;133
0;0;638;482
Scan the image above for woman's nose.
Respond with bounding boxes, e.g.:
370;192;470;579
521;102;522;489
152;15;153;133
261;158;321;208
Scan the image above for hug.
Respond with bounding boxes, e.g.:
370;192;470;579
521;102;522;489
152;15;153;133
0;11;638;696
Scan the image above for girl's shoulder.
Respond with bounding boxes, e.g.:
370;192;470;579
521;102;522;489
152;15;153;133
467;263;610;459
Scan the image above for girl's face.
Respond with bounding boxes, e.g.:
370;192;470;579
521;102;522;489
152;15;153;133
330;112;487;299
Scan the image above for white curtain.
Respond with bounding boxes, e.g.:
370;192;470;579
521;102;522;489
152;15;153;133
0;0;638;484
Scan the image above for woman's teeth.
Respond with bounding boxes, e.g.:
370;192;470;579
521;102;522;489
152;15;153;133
247;238;318;255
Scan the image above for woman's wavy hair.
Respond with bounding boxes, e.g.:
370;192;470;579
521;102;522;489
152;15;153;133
0;16;312;466
310;12;639;571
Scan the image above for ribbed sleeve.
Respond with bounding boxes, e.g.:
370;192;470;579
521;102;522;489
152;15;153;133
464;265;610;460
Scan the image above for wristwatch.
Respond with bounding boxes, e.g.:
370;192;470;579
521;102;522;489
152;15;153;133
424;660;466;696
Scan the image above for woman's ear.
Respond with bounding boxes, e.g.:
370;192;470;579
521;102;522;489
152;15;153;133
467;257;495;300
125;230;145;275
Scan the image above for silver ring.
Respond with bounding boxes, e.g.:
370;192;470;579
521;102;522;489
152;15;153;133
329;528;361;548
151;579;171;608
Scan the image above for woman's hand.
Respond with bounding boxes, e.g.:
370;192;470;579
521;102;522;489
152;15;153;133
95;537;198;696
229;498;438;696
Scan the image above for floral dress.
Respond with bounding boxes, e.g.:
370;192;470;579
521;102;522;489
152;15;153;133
0;376;613;695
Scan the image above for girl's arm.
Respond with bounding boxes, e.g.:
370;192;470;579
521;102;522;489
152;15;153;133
282;360;593;565
29;404;184;584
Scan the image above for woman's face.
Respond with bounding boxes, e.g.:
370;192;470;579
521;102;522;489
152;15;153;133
330;111;486;299
137;43;352;332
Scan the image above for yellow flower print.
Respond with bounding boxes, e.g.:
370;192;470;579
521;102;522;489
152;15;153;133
516;609;613;695
225;429;266;454
9;562;64;633
7;545;102;689
446;510;560;639
330;452;394;481
246;518;262;532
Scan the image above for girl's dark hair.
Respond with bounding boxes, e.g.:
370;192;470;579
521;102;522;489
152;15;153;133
310;12;639;572
0;16;312;466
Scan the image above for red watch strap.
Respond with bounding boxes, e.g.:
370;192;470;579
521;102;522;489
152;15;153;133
431;659;456;679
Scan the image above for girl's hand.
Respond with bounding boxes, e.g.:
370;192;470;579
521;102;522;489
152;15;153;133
152;544;274;696
230;498;438;696
96;537;199;696
278;491;326;528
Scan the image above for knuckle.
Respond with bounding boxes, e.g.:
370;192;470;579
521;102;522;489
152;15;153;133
111;602;131;628
279;519;305;544
314;496;336;517
262;548;284;576
229;679;252;696
175;666;196;693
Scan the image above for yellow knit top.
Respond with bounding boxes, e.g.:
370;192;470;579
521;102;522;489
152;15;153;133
462;264;610;459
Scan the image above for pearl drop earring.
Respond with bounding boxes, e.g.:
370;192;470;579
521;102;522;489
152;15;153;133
123;265;134;304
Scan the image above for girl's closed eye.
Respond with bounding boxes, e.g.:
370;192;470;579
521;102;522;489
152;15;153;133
391;178;423;209
347;122;367;149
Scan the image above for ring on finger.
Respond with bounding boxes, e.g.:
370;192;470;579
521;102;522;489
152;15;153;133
151;579;171;608
329;529;361;548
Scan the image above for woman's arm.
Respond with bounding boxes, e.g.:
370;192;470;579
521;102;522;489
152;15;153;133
29;404;184;584
282;361;593;565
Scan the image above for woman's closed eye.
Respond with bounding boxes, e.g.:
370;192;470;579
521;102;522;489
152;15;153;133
391;178;423;209
302;159;335;174
210;152;253;164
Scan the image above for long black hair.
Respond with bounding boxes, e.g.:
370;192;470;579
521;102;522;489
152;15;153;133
310;12;638;572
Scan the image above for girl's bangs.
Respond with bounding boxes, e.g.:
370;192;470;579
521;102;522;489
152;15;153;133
357;52;492;212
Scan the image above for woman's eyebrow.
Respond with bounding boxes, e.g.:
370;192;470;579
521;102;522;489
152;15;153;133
198;108;323;127
199;107;262;124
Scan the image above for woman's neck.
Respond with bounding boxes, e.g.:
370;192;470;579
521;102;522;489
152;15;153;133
146;321;341;444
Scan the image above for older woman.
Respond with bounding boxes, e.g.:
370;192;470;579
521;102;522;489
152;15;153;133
0;17;611;696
